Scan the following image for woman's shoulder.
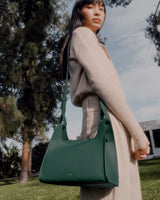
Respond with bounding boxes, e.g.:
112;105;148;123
72;27;98;41
73;26;93;34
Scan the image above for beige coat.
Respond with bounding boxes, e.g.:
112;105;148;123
69;27;148;200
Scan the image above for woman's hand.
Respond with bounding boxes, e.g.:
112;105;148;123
133;141;150;160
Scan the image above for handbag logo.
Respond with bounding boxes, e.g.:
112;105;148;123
66;173;72;176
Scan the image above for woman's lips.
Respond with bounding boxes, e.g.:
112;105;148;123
93;18;101;23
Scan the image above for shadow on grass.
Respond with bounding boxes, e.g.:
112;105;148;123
139;158;160;167
0;175;38;186
140;168;160;181
0;179;18;186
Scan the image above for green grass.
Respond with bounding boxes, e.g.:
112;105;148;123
0;177;80;200
139;159;160;200
0;159;159;200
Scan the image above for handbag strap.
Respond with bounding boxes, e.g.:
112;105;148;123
59;39;71;126
60;38;110;125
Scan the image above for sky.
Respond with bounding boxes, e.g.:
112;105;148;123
65;0;160;139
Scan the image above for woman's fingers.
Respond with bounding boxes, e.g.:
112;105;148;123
133;151;147;160
139;142;150;155
133;143;150;160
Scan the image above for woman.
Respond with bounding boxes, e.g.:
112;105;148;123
61;0;150;199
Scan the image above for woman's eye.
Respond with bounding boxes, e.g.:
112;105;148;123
87;5;94;9
100;6;104;11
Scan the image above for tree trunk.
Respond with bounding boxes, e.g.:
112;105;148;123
28;145;32;175
19;126;29;183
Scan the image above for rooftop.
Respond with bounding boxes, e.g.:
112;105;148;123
139;119;160;131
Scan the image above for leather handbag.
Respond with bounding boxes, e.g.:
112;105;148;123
39;39;119;188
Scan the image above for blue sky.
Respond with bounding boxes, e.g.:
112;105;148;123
66;0;160;139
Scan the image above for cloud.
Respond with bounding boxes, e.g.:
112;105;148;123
135;102;160;122
118;62;160;122
120;65;160;100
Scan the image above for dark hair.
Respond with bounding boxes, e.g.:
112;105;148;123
60;0;106;79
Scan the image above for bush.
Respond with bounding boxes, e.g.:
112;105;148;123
32;142;48;173
0;145;21;179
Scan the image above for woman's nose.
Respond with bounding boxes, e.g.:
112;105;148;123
94;6;100;15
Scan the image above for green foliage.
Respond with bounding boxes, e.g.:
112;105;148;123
0;144;21;179
0;96;24;139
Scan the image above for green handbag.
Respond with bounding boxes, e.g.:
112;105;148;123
39;40;119;188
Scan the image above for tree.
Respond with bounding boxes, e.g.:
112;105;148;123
0;0;69;183
145;1;160;67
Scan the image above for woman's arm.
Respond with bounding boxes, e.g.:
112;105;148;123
70;27;149;150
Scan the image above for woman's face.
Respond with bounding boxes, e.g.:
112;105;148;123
81;3;105;34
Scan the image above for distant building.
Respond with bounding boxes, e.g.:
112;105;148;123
140;119;160;159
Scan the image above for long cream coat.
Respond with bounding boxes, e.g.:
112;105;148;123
69;27;148;200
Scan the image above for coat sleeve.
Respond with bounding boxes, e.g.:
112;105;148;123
70;27;148;149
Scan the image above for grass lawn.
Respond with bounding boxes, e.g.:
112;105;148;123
0;177;80;200
0;159;159;200
139;159;160;200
